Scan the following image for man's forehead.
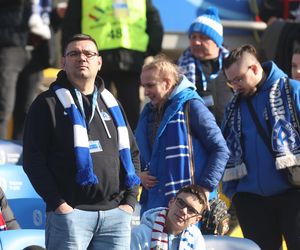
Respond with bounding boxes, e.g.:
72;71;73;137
67;40;97;51
177;192;197;201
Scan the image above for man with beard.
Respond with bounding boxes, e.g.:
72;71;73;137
178;7;232;125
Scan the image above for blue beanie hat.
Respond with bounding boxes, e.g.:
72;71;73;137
188;7;223;47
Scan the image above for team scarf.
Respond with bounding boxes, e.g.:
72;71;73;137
150;209;198;250
0;211;7;231
52;85;140;188
222;77;300;181
177;47;229;91
164;106;192;199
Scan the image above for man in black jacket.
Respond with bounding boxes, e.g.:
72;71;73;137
23;34;141;250
61;0;163;129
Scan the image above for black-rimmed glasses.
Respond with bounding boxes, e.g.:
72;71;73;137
65;50;99;59
175;197;202;216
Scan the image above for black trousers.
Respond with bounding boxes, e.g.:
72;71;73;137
233;189;300;250
101;71;140;130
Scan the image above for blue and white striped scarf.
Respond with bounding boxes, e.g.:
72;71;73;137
221;94;247;181
164;106;192;198
177;47;229;91
151;209;198;250
52;85;140;188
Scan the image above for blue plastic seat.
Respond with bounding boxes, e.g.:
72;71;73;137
0;140;23;165
204;235;261;250
0;164;46;229
0;229;45;250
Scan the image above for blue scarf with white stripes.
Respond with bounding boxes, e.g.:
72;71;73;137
177;46;229;91
164;105;192;199
52;85;140;188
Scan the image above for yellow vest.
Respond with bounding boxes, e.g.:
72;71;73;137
82;0;149;52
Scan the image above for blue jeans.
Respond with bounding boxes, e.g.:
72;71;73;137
46;207;132;250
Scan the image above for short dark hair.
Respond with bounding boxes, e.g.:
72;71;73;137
176;184;207;210
223;44;258;70
63;34;99;56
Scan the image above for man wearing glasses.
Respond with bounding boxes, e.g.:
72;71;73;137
222;44;300;250
131;184;207;250
23;34;141;249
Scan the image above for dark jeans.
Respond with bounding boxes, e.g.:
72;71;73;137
233;189;300;250
101;71;140;130
0;46;29;139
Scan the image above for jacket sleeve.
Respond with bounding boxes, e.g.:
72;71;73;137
23;95;66;211
0;188;20;230
189;99;230;191
145;0;163;56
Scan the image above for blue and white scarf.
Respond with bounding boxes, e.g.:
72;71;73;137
222;78;300;181
164;106;192;198
177;47;229;91
52;85;140;188
151;209;198;250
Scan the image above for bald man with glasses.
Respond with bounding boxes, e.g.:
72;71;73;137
222;44;300;250
131;184;207;250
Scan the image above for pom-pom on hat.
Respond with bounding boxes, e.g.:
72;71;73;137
188;7;223;47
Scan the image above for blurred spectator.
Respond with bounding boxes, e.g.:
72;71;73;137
291;48;300;81
0;0;65;140
177;7;232;125
61;0;163;129
0;0;31;139
0;186;20;230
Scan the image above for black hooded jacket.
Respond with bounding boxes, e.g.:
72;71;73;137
23;71;140;212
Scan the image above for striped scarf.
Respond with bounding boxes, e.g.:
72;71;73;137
177;47;229;90
221;94;247;181
222;77;300;181
0;211;7;231
53;85;140;188
164;107;192;199
150;209;197;250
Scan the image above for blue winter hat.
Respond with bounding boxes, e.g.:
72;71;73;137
188;7;223;47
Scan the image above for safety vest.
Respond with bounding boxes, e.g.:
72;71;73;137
82;0;149;52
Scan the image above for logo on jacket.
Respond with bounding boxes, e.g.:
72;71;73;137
101;111;111;121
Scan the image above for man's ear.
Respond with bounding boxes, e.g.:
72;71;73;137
164;77;173;91
251;63;259;75
194;215;202;223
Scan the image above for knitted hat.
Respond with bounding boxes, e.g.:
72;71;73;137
188;7;223;47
